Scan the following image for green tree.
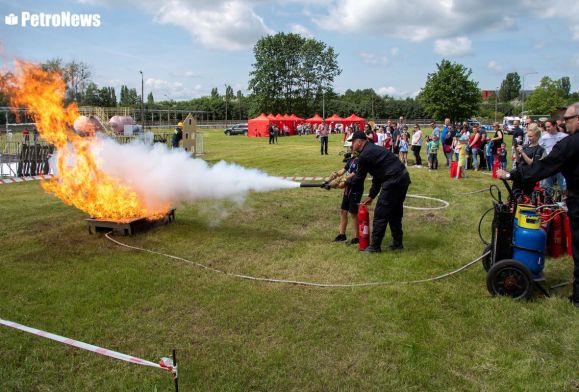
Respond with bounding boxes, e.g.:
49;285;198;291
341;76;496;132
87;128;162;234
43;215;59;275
147;91;154;106
119;85;129;106
248;32;341;116
417;59;481;122
498;72;521;101
210;87;219;98
524;76;567;114
81;82;100;106
559;76;571;98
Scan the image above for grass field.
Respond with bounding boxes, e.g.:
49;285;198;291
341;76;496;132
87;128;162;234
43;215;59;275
1;130;577;391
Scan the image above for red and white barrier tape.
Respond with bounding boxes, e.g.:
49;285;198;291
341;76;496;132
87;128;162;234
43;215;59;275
0;174;54;185
0;318;177;378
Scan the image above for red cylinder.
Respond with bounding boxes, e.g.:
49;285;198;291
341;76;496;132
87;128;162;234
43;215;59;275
492;160;500;179
563;213;572;257
547;213;563;258
450;161;461;178
358;204;370;251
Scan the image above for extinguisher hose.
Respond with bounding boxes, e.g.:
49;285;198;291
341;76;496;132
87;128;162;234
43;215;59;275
478;207;494;246
105;233;490;288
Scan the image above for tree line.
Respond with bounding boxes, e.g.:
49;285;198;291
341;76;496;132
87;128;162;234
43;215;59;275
1;34;577;123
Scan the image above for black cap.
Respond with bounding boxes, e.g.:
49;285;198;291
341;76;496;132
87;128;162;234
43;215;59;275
350;131;368;141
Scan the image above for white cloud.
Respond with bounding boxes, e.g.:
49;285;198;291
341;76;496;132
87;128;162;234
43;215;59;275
377;86;398;96
80;0;273;50
144;78;201;100
390;47;399;57
360;52;389;66
316;0;579;42
434;37;472;57
573;25;579;40
487;60;503;74
154;1;274;50
289;23;314;38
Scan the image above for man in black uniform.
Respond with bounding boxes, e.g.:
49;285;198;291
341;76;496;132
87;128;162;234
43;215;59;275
348;131;411;253
498;102;579;307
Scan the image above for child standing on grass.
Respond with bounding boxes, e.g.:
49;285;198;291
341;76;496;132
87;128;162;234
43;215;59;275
428;136;439;170
425;136;432;168
399;133;409;166
498;142;508;170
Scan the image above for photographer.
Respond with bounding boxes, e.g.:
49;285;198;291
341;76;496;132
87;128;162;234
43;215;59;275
497;102;579;307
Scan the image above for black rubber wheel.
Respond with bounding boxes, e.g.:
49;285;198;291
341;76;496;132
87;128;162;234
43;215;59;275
486;259;533;300
482;244;492;272
225;131;230;136
243;131;248;136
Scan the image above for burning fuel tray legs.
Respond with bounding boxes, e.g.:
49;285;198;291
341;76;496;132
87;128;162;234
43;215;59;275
85;208;175;235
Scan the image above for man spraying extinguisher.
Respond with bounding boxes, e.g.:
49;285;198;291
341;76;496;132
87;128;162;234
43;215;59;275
347;131;411;253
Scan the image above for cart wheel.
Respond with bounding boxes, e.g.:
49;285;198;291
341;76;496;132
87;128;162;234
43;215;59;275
486;259;533;300
482;244;492;272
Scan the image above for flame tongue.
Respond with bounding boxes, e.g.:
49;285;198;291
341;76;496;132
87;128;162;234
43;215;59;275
7;61;170;220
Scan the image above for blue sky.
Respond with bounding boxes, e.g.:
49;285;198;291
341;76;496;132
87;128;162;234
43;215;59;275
1;0;578;101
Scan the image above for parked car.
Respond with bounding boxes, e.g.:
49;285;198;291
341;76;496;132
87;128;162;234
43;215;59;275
224;123;248;136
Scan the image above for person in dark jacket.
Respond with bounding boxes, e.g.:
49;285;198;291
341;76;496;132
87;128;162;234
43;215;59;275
497;102;579;307
172;122;183;148
348;131;411;253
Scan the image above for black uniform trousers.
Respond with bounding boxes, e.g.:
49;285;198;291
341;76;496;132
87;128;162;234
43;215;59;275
372;171;410;248
567;194;579;301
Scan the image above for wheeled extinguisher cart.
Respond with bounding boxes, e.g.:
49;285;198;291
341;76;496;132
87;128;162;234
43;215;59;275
482;180;556;300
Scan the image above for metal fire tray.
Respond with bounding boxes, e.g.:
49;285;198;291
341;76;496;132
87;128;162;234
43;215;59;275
85;208;175;235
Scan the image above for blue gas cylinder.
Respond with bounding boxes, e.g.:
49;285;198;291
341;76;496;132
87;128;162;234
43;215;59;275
512;211;546;278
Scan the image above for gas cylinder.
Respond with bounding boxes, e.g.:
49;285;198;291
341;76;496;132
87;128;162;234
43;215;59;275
492;160;500;179
513;211;546;278
547;212;563;258
358;204;370;251
562;213;572;257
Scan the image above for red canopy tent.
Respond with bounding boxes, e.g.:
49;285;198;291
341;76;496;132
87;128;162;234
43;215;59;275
266;113;281;127
343;113;366;130
305;114;324;124
325;114;344;123
248;113;271;137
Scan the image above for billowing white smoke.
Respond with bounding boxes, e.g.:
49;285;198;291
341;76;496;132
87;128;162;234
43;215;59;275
88;136;299;209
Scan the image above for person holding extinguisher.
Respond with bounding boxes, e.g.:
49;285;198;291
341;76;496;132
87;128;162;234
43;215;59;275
497;102;579;307
347;131;411;253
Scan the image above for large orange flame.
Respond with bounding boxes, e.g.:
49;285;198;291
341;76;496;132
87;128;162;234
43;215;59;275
5;61;170;220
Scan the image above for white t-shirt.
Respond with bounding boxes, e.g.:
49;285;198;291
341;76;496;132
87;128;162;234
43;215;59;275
377;132;385;146
412;130;423;146
539;132;567;154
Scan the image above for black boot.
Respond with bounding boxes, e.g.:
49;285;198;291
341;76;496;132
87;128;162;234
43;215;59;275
363;245;382;253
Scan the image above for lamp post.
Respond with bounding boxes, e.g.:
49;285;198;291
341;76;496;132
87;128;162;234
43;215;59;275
521;71;538;119
224;84;228;129
322;89;325;119
494;87;499;123
139;70;144;131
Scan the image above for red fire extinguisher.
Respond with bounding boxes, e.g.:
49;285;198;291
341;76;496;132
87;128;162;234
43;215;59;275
562;213;573;257
492;159;500;179
358;204;370;251
547;212;564;258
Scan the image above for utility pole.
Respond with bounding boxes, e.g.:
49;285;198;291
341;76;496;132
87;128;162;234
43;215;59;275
494;87;498;123
139;70;144;131
224;84;228;129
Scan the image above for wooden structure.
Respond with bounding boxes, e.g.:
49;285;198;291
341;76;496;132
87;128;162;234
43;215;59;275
181;113;203;157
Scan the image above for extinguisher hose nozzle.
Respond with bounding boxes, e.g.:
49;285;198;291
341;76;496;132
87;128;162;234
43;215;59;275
300;182;331;189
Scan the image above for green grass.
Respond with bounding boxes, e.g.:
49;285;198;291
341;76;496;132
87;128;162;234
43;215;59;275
1;131;577;391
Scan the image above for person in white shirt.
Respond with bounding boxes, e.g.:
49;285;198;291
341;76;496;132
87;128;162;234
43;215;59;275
539;119;568;193
411;123;423;166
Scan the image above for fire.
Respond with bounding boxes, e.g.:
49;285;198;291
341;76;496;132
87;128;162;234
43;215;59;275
5;61;171;220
